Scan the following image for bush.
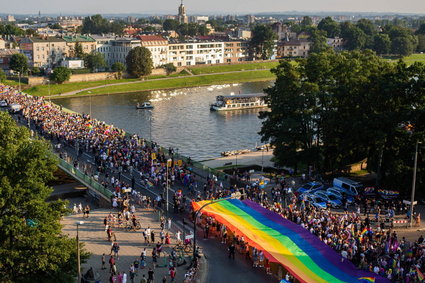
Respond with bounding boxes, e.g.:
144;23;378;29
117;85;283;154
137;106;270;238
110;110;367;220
162;63;177;75
49;66;72;84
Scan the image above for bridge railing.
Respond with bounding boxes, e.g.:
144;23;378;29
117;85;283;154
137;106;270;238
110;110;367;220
57;157;113;199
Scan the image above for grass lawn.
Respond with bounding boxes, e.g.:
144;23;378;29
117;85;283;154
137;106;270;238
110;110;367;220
188;61;279;75
385;53;425;65
2;79;27;87
25;78;140;96
67;70;275;97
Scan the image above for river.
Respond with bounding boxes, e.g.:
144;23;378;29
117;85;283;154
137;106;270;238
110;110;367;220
54;81;273;161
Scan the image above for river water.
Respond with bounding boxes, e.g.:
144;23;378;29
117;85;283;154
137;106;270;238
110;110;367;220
54;81;273;161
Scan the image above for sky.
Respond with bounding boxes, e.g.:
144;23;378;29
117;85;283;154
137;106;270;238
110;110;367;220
1;0;424;15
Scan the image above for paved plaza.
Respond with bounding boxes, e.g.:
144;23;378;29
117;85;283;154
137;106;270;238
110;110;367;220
62;199;194;283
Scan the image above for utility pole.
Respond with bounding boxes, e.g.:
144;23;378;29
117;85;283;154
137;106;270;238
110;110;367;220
410;141;421;227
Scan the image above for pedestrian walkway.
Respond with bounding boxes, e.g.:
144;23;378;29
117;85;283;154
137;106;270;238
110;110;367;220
62;201;193;283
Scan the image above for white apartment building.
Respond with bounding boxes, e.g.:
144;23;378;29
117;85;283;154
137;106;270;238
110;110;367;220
93;35;141;66
168;42;224;67
139;35;168;67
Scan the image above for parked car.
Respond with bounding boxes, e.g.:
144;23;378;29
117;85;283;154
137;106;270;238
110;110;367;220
0;100;7;107
326;187;354;204
296;181;324;195
306;195;328;209
332;177;362;197
314;191;342;208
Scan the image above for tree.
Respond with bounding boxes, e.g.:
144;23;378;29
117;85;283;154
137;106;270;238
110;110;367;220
417;34;425;52
9;53;28;75
81;14;123;35
317;17;341;38
301;16;313;27
162;63;176;75
125;47;153;77
49;23;62;30
84;52;106;72
74;42;84;59
111;62;126;79
0;112;87;282
309;28;329;53
391;36;416;56
260;50;425;191
373;34;391;55
0;24;24;36
416;23;425;35
49;66;71;84
340;22;367;50
163;19;179;31
0;69;6;83
249;24;277;60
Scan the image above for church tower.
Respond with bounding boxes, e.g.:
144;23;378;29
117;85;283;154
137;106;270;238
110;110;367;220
177;0;188;24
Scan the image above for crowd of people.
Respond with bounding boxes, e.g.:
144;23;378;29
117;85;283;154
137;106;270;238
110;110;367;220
2;84;424;283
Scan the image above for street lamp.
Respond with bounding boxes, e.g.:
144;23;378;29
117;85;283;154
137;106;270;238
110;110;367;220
192;193;245;262
148;110;152;143
87;91;92;117
166;159;172;221
76;221;85;283
409;141;422;227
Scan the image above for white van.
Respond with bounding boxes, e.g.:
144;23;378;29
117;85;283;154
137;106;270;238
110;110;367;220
332;177;363;196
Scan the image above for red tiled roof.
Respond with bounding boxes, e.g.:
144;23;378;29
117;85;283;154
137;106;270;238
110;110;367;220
138;35;167;42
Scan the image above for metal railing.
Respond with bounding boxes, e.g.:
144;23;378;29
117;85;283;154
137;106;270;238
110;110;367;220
57;157;113;199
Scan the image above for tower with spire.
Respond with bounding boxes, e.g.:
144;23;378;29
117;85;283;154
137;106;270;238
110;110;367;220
177;0;188;24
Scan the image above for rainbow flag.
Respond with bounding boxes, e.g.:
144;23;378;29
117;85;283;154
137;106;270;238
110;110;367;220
192;199;388;283
358;277;375;283
417;267;425;281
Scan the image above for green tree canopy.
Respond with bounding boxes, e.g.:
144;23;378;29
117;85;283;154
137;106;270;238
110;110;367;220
111;62;126;79
0;112;84;282
49;66;72;84
163;19;179;31
373;33;391;55
74;42;84;59
260;50;425;191
0;24;24;36
340;22;367;50
317;17;341;38
125;46;153;77
0;69;6;83
9;53;28;75
249;24;277;60
84;52;106;72
81;14;124;35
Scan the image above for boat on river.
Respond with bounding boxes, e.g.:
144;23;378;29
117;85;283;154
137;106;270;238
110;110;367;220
136;102;154;109
210;93;267;111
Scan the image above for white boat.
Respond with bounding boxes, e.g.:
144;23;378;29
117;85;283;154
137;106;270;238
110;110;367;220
210;93;267;111
136;102;154;109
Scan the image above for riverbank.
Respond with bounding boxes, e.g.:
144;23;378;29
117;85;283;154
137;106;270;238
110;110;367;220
49;70;275;99
22;61;278;97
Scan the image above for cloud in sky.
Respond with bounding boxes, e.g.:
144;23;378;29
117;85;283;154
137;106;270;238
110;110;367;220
0;0;424;15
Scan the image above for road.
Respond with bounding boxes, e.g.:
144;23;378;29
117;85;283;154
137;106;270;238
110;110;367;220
9;110;277;283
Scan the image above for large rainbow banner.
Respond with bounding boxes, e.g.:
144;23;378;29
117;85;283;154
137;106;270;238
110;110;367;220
192;199;389;283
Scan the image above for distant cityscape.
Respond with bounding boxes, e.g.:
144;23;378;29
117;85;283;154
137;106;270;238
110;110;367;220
0;1;424;72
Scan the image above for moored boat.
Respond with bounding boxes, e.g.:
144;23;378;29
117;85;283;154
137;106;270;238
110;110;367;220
210;93;267;111
136;102;154;109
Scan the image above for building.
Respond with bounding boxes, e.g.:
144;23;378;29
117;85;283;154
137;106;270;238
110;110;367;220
139;35;168;67
6;15;15;22
326;37;344;51
177;0;188;24
20;36;67;68
0;49;20;71
93;35;141;66
62;35;96;58
0;39;5;49
246;15;255;25
224;41;248;63
61;59;84;69
168;41;224;67
237;29;252;39
277;40;311;58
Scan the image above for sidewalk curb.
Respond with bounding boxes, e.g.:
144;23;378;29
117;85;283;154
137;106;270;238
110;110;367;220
195;254;208;283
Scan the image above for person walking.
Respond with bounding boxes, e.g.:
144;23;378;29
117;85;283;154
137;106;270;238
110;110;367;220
147;268;154;283
228;243;236;260
102;253;106;270
150;230;155;243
